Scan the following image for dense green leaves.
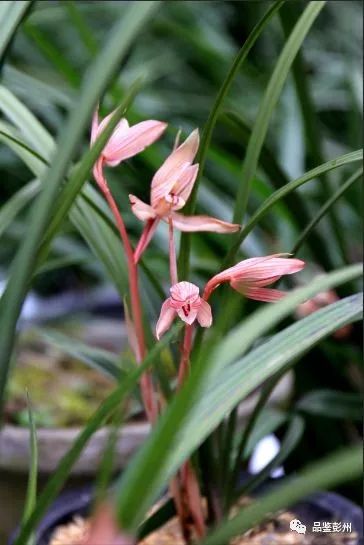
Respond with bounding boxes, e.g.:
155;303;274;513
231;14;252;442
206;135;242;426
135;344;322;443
36;328;125;381
173;294;361;482
226;150;363;262
0;119;130;296
0;2;361;541
292;167;363;254
232;1;326;225
297;390;362;421
0;1;31;61
0;178;40;240
201;445;362;545
236;415;305;498
0;85;54;153
0;2;159;406
115;266;361;531
179;0;286;277
13;324;181;545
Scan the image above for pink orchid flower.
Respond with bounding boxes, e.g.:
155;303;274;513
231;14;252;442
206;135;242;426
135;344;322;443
130;130;239;260
156;281;212;339
296;290;352;339
204;254;305;302
91;106;167;185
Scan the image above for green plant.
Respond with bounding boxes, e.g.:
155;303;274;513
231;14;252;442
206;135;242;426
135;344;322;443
0;1;362;543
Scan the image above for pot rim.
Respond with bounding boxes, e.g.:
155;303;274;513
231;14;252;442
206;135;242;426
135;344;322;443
0;373;293;475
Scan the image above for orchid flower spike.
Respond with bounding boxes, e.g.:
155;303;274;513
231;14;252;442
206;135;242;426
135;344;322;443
129;129;240;234
91;106;167;184
204;254;305;302
156;281;212;339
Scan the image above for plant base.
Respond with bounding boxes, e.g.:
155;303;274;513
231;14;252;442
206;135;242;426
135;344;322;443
48;506;359;545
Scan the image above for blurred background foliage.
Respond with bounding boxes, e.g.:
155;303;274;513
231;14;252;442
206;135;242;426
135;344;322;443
0;0;362;502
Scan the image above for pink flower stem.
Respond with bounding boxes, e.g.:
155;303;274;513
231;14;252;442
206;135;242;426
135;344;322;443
168;215;178;285
133;217;159;264
177;323;193;385
172;324;206;541
96;173;157;423
169;476;193;544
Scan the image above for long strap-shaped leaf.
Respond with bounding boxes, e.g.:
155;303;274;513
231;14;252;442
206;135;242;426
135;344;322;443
225;149;363;263
200;444;362;545
178;0;286;278
0;86;54;154
292;167;363;254
36;328;124;381
173;294;362;499
20;393;38;545
0;1;159;406
221;110;334;270
0;123;129;297
0;125;143;305
180;293;362;456
0;178;40;240
232;1;326;226
114;265;361;531
0;1;31;62
279;4;347;263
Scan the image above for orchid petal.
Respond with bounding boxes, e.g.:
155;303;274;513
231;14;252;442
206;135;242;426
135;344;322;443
243;275;282;287
234;285;286;302
90;106;100;145
224;256;304;281
204;255;305;299
96;112;127;146
172;163;199;208
104;120;167;166
129;194;157;221
170;281;199;303
171;213;240;233
151;129;199;206
209;255;303;286
156;300;176;340
151;162;190;208
197;299;213;327
103;117;129;152
239;258;305;281
91;107;129;155
176;306;198;325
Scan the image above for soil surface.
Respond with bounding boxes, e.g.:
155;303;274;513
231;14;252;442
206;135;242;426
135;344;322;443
49;510;359;545
4;326;134;428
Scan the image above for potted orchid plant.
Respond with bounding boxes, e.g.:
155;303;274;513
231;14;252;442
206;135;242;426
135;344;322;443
15;104;361;545
1;1;362;545
88;111;304;541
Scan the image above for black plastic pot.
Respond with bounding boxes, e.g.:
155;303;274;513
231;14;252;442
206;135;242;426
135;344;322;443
10;484;363;545
10;486;93;545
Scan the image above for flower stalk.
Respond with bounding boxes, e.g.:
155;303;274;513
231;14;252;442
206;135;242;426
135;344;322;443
94;169;157;422
90;108;306;543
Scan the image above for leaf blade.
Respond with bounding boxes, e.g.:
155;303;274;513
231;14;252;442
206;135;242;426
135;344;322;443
178;0;286;278
201;445;362;545
114;266;362;531
226;150;363;261
0;1;160;407
232;1;326;225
